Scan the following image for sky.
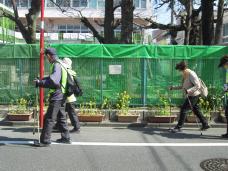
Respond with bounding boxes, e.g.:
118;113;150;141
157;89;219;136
153;2;171;24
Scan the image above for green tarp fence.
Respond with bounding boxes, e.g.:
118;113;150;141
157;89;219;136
0;44;227;106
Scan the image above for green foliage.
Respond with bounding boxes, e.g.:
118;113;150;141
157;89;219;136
156;91;170;116
79;98;101;116
101;97;112;110
9;98;30;114
116;91;131;116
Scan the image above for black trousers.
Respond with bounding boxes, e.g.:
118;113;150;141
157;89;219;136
56;102;80;130
177;95;208;128
40;100;70;144
224;102;228;133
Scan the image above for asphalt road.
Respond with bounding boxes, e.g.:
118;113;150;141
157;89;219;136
0;126;228;171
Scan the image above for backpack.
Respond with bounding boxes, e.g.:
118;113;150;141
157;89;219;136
199;78;208;98
57;61;83;97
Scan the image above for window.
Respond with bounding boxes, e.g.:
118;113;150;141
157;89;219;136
223;24;228;37
97;0;104;8
89;0;97;8
5;0;12;7
19;0;28;7
141;0;146;8
46;0;55;7
56;0;70;7
80;25;89;33
134;0;140;8
134;0;146;8
58;24;67;33
72;0;87;7
0;0;3;4
58;24;89;33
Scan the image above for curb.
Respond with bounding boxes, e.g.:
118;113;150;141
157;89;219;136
0;120;227;128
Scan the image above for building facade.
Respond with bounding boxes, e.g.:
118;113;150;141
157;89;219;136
1;0;153;44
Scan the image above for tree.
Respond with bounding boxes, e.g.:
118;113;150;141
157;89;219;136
145;0;227;45
121;0;134;44
52;0;134;44
0;0;40;44
201;0;214;45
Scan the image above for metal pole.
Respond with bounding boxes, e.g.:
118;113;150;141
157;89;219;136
39;0;45;128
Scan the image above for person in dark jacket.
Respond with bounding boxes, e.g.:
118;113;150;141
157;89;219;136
34;48;71;147
218;55;228;138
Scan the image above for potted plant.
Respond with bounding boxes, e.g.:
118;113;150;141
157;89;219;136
78;100;104;122
146;93;176;123
7;98;32;121
116;91;138;122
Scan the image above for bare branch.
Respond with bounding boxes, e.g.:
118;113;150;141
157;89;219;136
143;18;185;31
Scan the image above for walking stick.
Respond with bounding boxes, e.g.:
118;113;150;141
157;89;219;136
186;94;203;136
33;88;40;143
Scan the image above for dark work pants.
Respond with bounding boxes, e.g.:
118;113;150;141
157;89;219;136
40;100;70;144
56;102;80;130
225;102;228;133
177;95;208;128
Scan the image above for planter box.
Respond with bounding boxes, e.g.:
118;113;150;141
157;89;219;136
117;115;139;123
147;115;177;123
186;116;198;123
78;115;104;122
186;115;210;123
7;113;32;121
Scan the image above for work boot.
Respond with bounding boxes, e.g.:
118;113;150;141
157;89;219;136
56;138;72;144
70;128;80;134
221;133;228;139
33;140;51;147
201;124;210;131
169;126;182;133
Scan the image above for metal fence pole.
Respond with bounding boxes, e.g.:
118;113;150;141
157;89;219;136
141;58;147;106
100;58;104;105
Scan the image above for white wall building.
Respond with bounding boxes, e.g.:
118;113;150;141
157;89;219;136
1;0;153;43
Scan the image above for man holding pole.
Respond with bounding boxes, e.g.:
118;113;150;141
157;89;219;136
34;48;71;147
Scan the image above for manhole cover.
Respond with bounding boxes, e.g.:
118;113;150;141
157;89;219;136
200;158;228;171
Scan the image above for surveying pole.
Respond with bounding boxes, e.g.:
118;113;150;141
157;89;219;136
39;0;45;128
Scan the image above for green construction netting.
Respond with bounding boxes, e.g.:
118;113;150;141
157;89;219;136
0;44;227;106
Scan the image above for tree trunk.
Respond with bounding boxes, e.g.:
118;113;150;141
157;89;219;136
201;0;214;45
214;0;224;45
184;0;192;45
121;0;134;44
104;0;115;43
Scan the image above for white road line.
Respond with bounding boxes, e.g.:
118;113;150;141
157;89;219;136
0;141;228;147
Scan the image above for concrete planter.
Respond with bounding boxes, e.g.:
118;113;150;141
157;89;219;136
146;115;177;123
78;114;104;122
7;113;32;121
186;115;210;123
117;115;139;123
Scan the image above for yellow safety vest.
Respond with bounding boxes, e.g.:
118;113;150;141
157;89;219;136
49;62;67;95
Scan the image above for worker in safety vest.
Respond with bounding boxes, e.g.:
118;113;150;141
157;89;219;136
34;48;71;147
54;58;80;133
218;55;228;138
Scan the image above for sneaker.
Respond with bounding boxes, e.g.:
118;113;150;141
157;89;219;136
70;128;80;133
33;141;51;147
221;133;228;139
201;125;210;131
56;138;72;144
169;126;182;133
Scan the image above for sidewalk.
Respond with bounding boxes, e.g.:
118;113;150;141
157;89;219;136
0;118;226;128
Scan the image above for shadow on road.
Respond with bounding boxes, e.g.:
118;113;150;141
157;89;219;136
124;127;223;140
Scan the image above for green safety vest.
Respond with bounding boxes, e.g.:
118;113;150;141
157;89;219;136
49;62;67;95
